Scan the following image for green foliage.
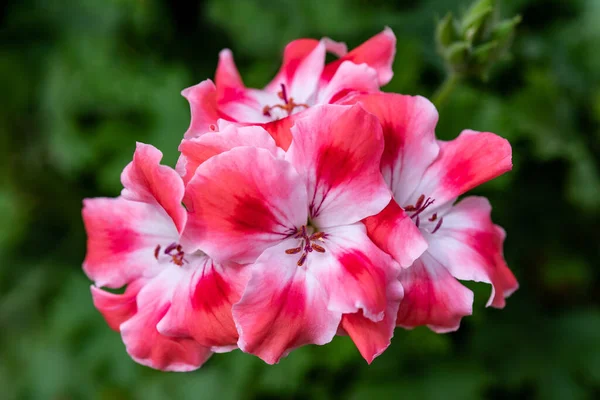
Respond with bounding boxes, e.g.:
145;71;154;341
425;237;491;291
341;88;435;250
0;0;599;399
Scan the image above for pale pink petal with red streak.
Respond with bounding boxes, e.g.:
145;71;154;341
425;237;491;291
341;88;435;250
119;271;212;371
426;196;518;308
321;27;396;86
285;104;390;228
90;279;146;331
82;197;177;288
176;124;284;185
415;130;512;207
120;143;186;233
181;79;220;139
341;93;440;206
232;239;340;364
317;61;379;105
341;280;403;363
396;253;474;333
157;256;250;352
363;200;428;268
265;39;326;103
183;147;307;263
312;223;400;321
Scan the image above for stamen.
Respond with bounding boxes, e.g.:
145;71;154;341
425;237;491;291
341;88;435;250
278;83;289;104
164;242;178;254
431;217;444;234
262;83;309;118
429;213;438;222
285;225;327;266
285;246;302;254
297;252;307;266
154;245;161;260
415;194;425;210
312;244;326;253
415;215;420;228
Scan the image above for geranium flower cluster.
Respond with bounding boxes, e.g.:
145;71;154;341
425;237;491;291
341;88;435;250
82;28;518;371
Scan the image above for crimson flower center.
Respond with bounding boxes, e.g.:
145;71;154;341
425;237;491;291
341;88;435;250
404;194;444;234
285;225;326;266
154;242;187;266
263;83;309;118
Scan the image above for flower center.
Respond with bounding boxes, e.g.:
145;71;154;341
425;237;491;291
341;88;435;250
404;194;444;234
263;83;309;118
285;225;326;266
154;242;187;266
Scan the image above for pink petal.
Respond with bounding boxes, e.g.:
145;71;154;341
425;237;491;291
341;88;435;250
265;38;326;103
363;200;428;268
396;253;474;333
317;61;380;105
183;147;308;263
416;130;513;207
119;272;213;371
157;256;250;351
341;92;440;206
120;143;186;233
262;114;296;151
82;197;177;288
311;223;400;321
181;79;221;139
426;196;518;308
340;280;403;364
91;279;145;331
322;27;396;86
215;49;246;102
232;240;340;364
176;124;284;185
286;104;390;228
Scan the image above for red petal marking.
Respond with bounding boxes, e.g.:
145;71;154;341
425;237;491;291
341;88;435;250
339;93;440;206
182;147;307;262
396;255;474;333
321;27;396;85
363;200;428;268
287;104;390;227
233;242;339;364
157;258;249;350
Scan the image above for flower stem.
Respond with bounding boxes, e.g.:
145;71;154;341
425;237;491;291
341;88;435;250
432;73;459;109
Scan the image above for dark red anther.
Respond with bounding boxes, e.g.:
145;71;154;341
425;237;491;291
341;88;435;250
310;231;325;241
415;194;425;210
312;243;326;253
431;217;444;234
154;245;161;260
164;242;178;254
429;213;438;222
297;252;307;266
286;246;302;254
279;83;289;104
415;215;420;228
262;105;272;117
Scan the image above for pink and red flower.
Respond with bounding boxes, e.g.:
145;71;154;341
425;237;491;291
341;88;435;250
83;143;248;370
81;28;518;371
181;28;396;149
344;92;519;332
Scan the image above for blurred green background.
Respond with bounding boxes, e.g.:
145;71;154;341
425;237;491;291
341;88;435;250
1;0;599;398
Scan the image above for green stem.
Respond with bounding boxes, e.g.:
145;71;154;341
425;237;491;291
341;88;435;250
432;73;459;108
